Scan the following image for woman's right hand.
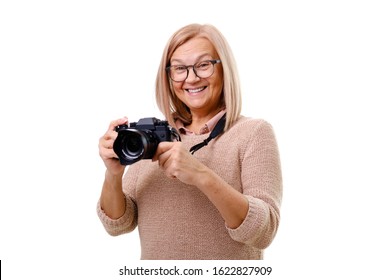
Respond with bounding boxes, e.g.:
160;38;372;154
98;117;128;176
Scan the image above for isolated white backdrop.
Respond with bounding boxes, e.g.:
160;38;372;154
1;1;389;279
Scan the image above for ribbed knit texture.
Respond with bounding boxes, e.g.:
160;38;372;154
97;116;283;260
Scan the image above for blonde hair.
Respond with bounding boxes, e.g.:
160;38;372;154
155;23;242;131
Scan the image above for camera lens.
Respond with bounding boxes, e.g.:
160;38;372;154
114;129;158;165
123;134;144;158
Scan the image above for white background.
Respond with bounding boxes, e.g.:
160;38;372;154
1;0;389;279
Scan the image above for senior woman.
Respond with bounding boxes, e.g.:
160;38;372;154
97;23;283;260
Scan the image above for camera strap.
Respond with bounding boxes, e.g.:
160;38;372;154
189;113;226;155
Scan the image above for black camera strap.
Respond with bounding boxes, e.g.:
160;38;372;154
189;113;226;155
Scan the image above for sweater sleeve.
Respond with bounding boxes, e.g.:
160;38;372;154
96;163;140;236
226;120;282;249
96;195;137;236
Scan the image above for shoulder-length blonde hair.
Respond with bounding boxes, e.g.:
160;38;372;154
155;23;242;131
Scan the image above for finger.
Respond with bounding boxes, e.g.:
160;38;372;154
157;149;171;168
102;140;114;150
152;142;175;162
107;117;128;133
99;131;116;148
102;130;118;142
99;146;118;160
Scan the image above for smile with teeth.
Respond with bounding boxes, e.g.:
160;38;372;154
186;86;207;94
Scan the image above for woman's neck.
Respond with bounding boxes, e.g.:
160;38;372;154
186;107;223;133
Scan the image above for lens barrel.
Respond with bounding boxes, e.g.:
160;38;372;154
114;129;158;165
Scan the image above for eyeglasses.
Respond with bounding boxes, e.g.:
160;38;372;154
166;59;221;82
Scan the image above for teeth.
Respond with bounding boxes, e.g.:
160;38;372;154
188;87;205;93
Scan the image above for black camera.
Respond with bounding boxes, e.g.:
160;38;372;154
113;117;181;165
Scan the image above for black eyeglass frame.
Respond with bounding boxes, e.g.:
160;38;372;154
165;59;222;82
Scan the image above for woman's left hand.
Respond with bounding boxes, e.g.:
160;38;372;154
154;141;248;229
153;141;208;186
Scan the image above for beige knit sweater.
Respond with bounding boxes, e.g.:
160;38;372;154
97;116;283;260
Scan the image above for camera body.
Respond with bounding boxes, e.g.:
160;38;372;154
113;117;180;165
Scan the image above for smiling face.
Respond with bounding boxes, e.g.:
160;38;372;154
169;36;224;119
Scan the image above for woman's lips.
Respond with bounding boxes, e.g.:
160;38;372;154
186;86;207;95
